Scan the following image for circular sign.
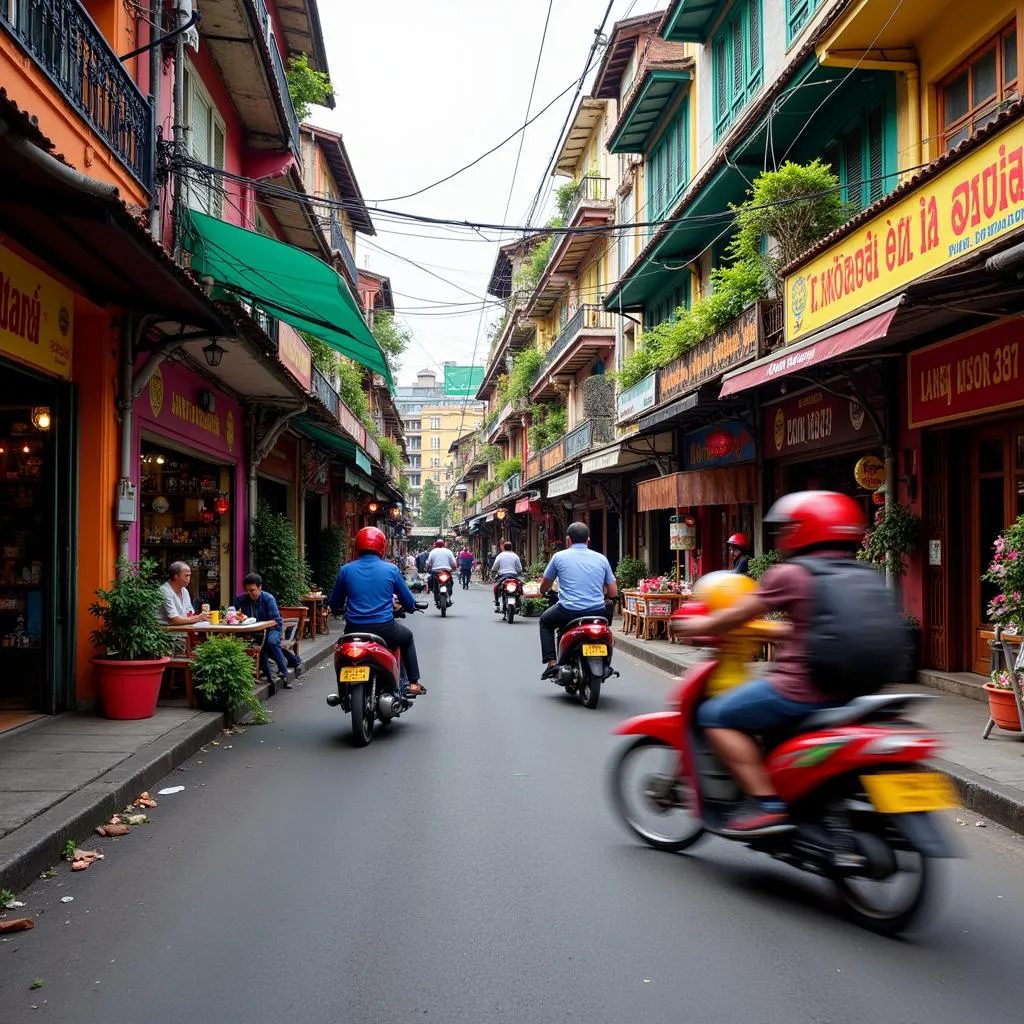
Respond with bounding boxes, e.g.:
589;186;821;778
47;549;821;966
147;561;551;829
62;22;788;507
148;366;164;419
854;455;886;490
773;407;785;453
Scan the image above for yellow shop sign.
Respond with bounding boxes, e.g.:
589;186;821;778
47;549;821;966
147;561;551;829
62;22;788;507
0;244;74;379
786;119;1024;342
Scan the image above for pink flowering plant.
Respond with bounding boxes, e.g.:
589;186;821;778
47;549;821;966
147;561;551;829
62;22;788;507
989;668;1020;691
983;517;1024;629
857;502;919;579
637;575;692;595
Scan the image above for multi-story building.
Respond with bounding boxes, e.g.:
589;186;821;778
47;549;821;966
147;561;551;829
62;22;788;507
398;370;483;516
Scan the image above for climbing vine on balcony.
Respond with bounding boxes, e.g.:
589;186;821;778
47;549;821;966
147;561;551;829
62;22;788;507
528;402;567;451
494;457;522;484
285;54;333;120
507;346;544;401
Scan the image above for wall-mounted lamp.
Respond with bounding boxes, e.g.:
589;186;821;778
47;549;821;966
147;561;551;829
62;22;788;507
31;407;51;430
202;339;226;367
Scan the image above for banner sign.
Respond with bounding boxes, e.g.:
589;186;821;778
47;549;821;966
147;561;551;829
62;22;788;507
684;422;756;470
141;362;241;458
338;401;366;446
908;318;1024;428
764;386;877;459
278;323;312;390
547;469;580;498
786;119;1024;341
0;242;74;379
444;364;484;396
616;374;657;421
657;302;760;402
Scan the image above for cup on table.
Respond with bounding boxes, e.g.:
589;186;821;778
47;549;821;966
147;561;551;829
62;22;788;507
209;610;220;624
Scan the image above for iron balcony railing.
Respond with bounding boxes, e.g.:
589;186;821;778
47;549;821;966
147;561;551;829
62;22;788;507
329;211;359;287
311;365;339;413
501;471;522;496
255;0;300;154
524;420;593;482
2;0;154;189
542;304;615;372
564;175;610;223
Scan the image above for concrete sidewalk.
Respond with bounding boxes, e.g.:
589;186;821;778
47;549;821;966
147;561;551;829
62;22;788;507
0;629;339;893
614;631;1024;835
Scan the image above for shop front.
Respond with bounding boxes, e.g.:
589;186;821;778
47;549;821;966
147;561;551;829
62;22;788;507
133;362;246;614
905;319;1024;676
0;241;78;713
257;433;299;518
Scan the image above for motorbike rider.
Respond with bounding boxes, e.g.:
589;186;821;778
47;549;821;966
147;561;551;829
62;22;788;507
672;491;866;837
425;538;458;600
538;522;617;679
727;532;751;576
328;527;427;696
457;545;475;588
491;541;524;611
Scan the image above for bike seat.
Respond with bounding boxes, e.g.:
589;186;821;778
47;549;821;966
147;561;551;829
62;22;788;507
763;693;933;746
565;616;609;630
341;632;387;647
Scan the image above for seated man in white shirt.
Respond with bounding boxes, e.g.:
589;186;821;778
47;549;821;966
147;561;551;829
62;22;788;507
156;562;210;650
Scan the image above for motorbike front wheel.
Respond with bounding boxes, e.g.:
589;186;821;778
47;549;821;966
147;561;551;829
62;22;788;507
349;682;374;747
610;736;705;852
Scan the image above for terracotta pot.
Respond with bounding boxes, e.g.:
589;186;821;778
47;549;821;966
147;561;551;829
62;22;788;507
93;657;170;720
984;683;1023;732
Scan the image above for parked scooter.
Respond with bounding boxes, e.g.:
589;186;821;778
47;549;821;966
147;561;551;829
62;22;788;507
327;601;427;746
608;574;957;935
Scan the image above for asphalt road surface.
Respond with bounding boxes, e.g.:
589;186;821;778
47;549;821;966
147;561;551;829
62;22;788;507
3;585;1024;1023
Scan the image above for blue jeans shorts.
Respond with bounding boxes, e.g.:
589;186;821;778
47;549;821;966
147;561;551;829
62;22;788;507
696;678;837;733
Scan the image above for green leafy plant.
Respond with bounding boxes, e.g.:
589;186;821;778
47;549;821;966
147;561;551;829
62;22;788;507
524;559;548;579
555;179;579;221
522;597;547;617
336;358;371;423
494;457;521;483
983;515;1024;628
285;53;333;120
514;237;554;292
370;312;410;376
614;557;648;591
191;636;267;723
528;402;567;450
748;549;784;581
30;979;43;991
89;559;174;661
62;840;76;861
478;444;503;465
378;435;403;470
316;526;347;594
304;331;338;378
859;503;920;579
477;479;497;498
252;503;305;606
418;479;448;528
507;346;545;401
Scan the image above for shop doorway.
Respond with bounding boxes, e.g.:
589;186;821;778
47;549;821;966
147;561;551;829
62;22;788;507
967;424;1024;674
0;364;75;712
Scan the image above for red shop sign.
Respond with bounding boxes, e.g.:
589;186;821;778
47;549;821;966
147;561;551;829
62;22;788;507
764;385;877;459
908;319;1024;429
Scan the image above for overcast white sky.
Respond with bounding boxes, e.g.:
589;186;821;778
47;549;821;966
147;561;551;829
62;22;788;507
314;0;662;386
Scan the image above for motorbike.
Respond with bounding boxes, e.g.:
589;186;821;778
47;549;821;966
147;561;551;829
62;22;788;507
608;609;958;935
498;575;523;623
431;569;454;616
327;600;427;747
550;610;618;708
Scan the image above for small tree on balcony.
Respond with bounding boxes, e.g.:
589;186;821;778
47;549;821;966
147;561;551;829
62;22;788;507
555;179;578;221
370;313;410;377
285;54;333;120
508;346;544;401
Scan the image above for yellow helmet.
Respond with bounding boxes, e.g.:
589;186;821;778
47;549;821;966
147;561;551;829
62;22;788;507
692;570;758;612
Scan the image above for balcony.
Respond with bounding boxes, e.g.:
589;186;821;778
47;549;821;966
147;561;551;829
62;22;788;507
480;289;537;395
1;0;153;189
311;365;340;413
531;305;616;400
563;176;613;227
608;63;693;155
524;420;593;483
329;211;359;290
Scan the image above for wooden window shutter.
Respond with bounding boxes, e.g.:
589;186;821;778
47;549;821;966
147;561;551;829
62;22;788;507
866;107;885;202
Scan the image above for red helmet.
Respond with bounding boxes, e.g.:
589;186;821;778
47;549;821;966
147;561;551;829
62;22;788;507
433;539;445;548
764;491;866;554
727;532;749;549
355;526;387;558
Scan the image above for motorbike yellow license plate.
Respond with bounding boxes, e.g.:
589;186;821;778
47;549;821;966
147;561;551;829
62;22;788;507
861;772;957;814
582;644;608;657
339;666;370;683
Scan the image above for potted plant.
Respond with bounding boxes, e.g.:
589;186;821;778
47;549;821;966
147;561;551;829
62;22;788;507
89;558;174;720
984;669;1023;732
191;636;268;723
748;549;783;581
982;516;1024;731
614;557;647;592
858;502;920;578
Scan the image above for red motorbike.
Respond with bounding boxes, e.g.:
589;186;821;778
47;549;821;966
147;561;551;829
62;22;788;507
431;569;454;617
327;601;426;746
609;618;958;934
552;611;619;709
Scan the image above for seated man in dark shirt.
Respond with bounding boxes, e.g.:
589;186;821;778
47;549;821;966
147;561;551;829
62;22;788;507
234;573;303;688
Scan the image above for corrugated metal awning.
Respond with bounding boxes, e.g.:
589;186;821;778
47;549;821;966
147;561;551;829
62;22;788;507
636;466;758;512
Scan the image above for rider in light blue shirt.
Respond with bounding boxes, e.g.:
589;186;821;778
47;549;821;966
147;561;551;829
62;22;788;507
538;522;617;678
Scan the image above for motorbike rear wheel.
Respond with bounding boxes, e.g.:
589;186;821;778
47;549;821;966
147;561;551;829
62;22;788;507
350;682;374;747
440;594;448;618
610;736;704;852
832;846;931;936
506;606;515;624
578;664;600;708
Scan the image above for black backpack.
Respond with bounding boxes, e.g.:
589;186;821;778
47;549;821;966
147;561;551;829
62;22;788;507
791;558;909;698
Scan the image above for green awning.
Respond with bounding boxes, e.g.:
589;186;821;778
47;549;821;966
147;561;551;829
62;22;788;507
183;211;393;388
608;70;691;154
295;419;357;461
355;448;371;474
661;0;730;43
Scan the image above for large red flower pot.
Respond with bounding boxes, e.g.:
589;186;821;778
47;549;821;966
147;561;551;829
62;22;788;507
93;658;170;720
984;683;1023;732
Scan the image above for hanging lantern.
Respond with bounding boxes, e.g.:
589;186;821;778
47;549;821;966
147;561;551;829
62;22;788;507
200;507;215;524
213;494;229;516
705;429;733;458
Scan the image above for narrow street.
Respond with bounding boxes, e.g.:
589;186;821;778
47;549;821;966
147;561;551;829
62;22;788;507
2;586;1024;1023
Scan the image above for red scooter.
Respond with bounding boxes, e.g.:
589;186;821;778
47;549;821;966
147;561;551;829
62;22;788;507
327;601;426;746
609;613;957;934
551;609;619;709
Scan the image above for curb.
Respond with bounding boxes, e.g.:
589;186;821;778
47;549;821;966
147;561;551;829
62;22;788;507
615;635;1024;836
0;638;339;892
